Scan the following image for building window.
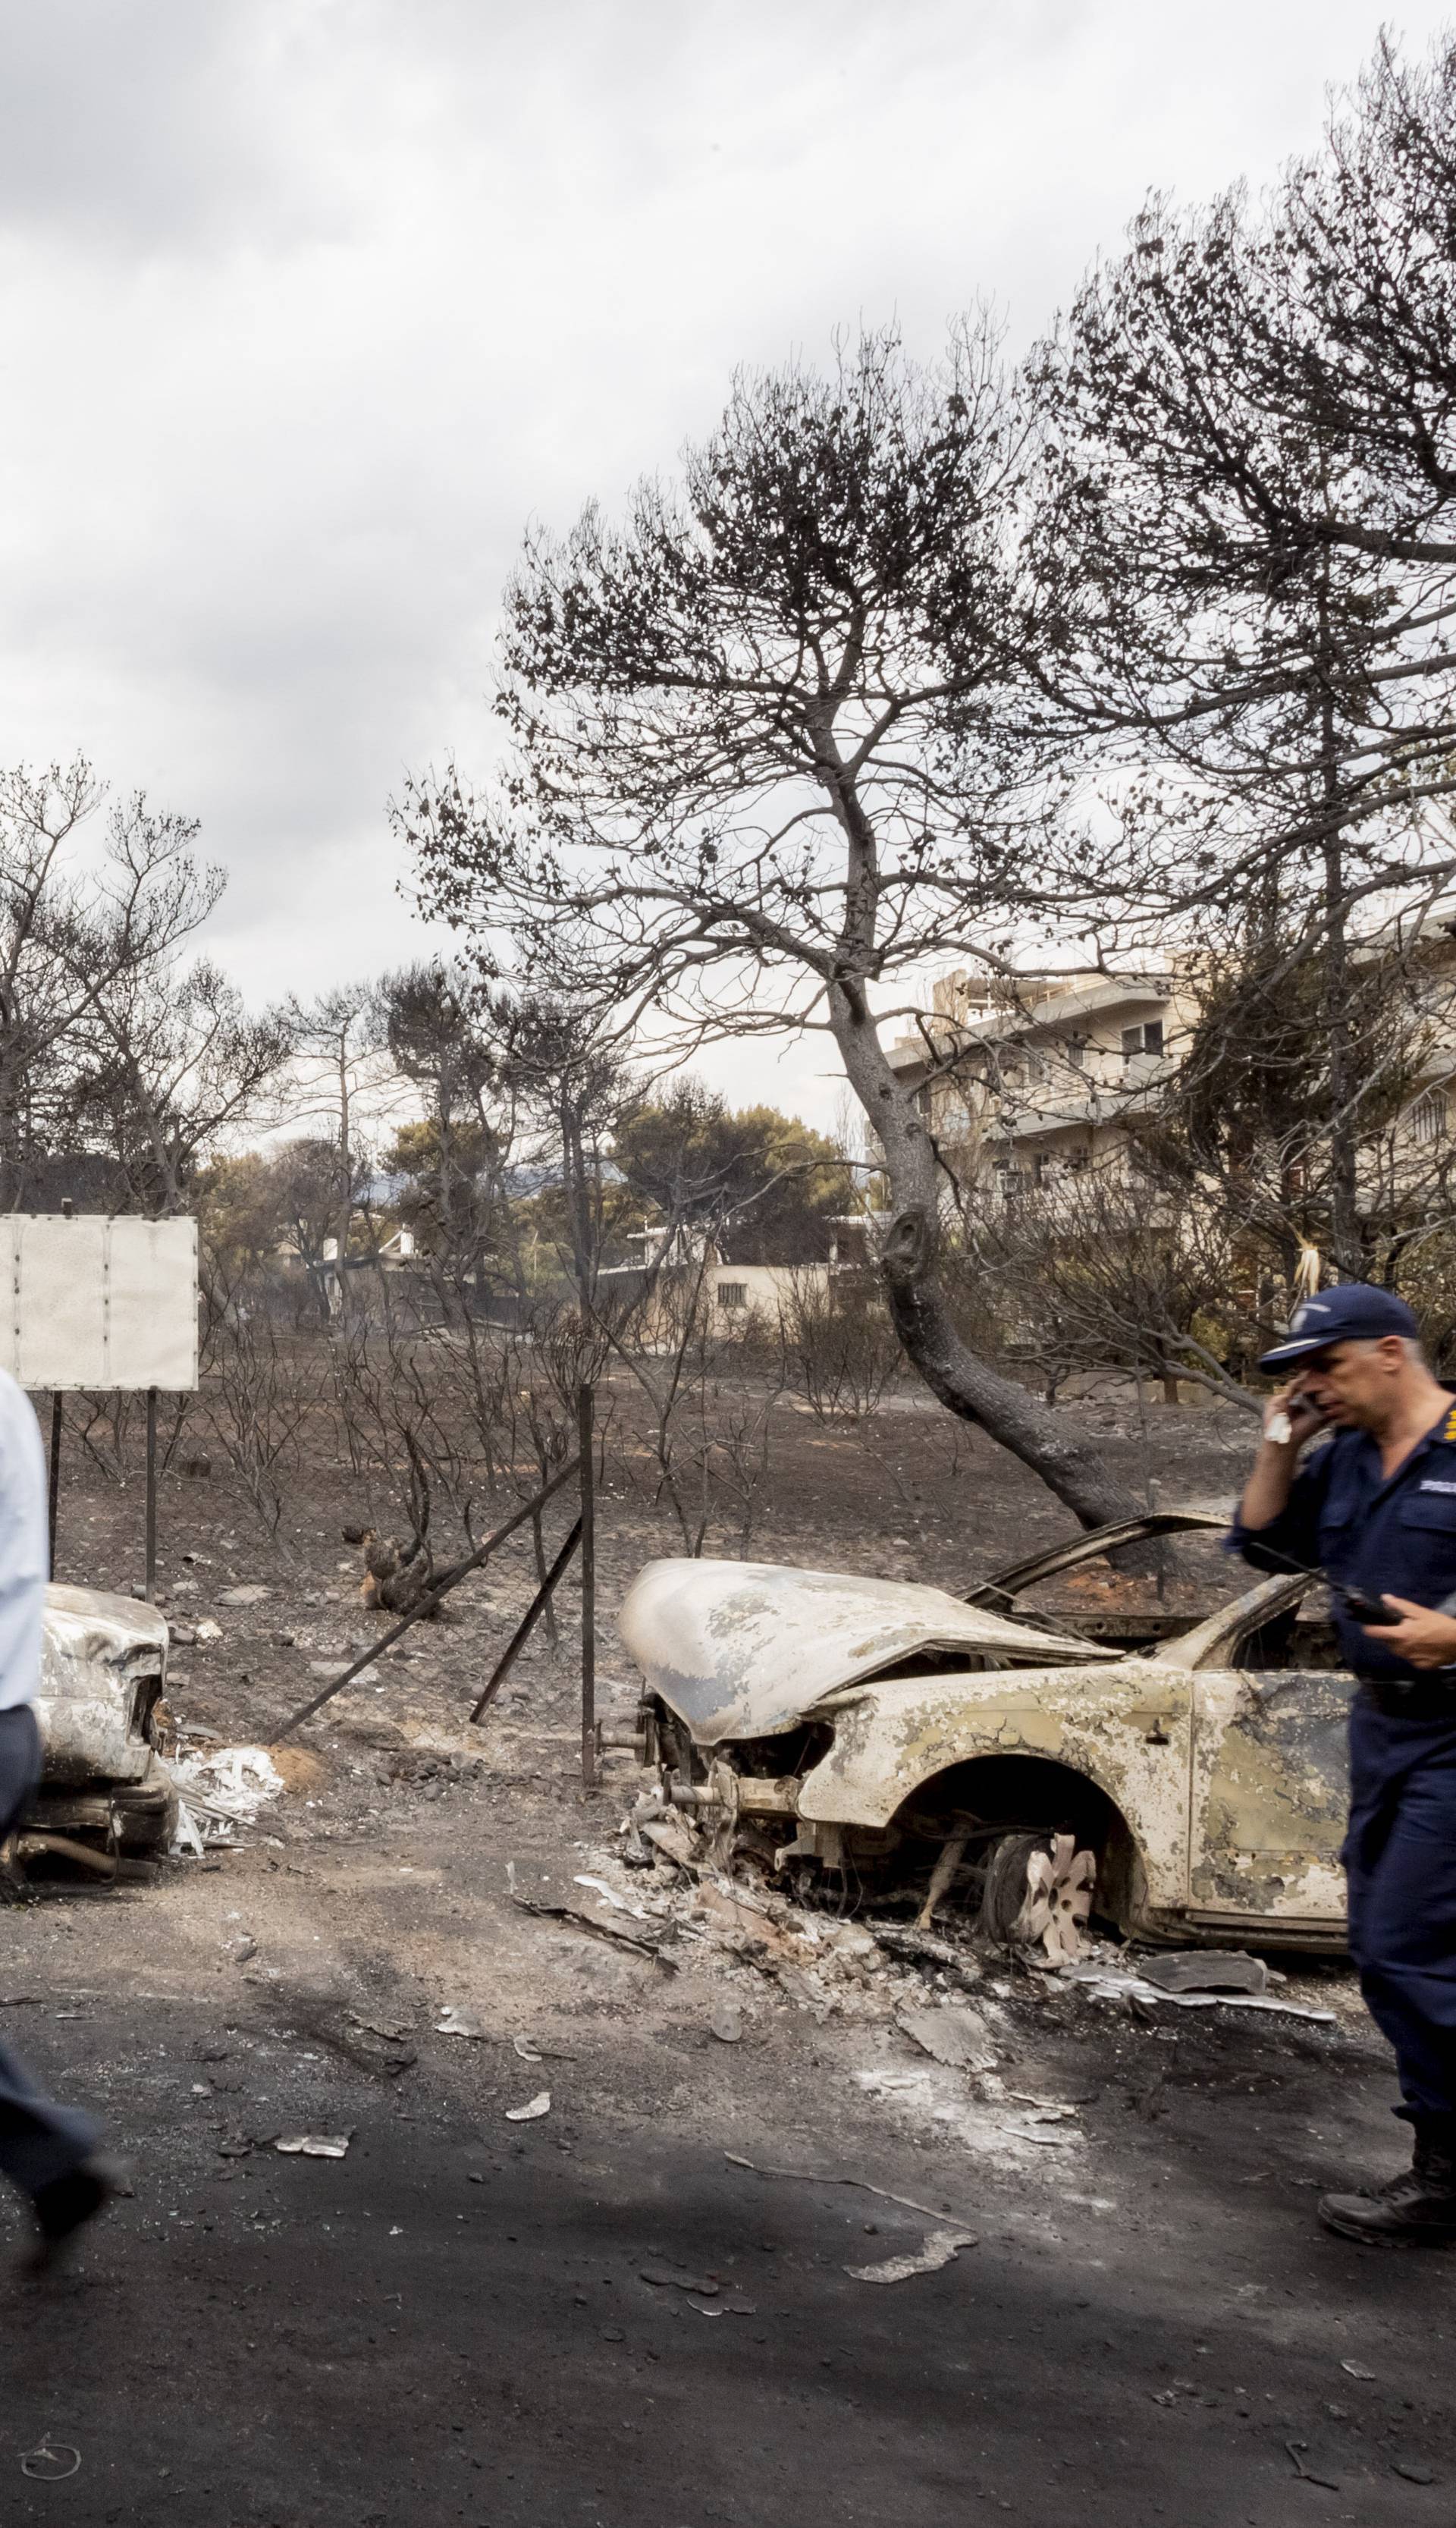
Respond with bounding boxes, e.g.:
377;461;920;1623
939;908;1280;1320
717;1282;748;1311
1065;1037;1086;1069
1410;1089;1449;1146
1122;1021;1165;1058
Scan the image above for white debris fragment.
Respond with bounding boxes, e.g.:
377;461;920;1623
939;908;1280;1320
512;2035;543;2061
1060;1963;1335;2023
573;1873;649;1920
846;2228;977;2284
275;2133;352;2159
168;1745;284;1852
437;2007;486;2039
505;2091;551;2121
897;2005;998;2072
194;1618;223;1644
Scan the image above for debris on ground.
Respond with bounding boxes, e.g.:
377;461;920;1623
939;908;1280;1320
639;1812;698;1869
1061;1962;1335;2023
1285;2440;1340;2490
169;1743;285;1854
275;2132;352;2159
896;2004;998;2071
505;2090;551;2121
639;2263;719;2295
437;2006;486;2038
513;1894;669;1964
709;1997;744;2043
725;2151;969;2225
846;2228;978;2285
866;1922;984;1986
573;1872;650;1918
1138;1949;1269;1996
19;2442;81;2482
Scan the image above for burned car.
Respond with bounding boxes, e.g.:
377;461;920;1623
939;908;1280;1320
3;1585;177;1883
617;1512;1353;1955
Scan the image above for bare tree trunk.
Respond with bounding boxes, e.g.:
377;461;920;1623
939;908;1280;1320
829;978;1141;1531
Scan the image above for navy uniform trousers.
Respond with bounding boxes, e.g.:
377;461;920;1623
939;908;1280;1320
0;1704;98;2192
1345;1694;1456;2125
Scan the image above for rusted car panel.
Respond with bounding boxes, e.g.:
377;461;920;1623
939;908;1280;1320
795;1661;1195;1917
619;1556;1116;1747
1186;1666;1351;1933
619;1521;1361;1952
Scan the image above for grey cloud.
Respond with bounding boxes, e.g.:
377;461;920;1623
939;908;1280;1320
0;0;1450;1132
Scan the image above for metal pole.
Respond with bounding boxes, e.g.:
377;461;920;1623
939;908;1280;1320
47;1393;61;1578
145;1386;158;1603
579;1382;596;1788
469;1515;582;1725
275;1456;582;1739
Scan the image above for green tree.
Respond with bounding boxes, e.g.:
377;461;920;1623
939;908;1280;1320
614;1084;851;1263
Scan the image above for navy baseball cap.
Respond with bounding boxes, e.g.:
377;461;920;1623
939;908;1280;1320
1258;1283;1420;1371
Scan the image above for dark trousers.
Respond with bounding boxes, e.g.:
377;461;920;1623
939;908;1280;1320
1345;1695;1456;2127
0;1705;99;2193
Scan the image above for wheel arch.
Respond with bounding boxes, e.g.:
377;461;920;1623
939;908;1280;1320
868;1750;1150;1935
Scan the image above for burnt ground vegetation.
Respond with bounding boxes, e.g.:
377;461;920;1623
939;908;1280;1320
2;1368;1455;2523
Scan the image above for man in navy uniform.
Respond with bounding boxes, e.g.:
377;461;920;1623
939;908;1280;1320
1232;1283;1456;2243
0;1367;118;2269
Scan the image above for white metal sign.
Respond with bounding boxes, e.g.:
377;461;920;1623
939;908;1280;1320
0;1216;199;1392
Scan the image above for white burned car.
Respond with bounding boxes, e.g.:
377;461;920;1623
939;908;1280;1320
9;1586;177;1881
617;1512;1353;1955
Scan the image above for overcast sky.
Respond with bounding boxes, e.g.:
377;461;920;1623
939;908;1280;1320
2;0;1450;1128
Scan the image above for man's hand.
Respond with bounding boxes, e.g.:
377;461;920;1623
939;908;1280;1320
1360;1595;1456;1670
1263;1380;1329;1448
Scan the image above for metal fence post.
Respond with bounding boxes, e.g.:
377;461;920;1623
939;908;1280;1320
145;1386;158;1603
579;1382;596;1788
47;1393;61;1578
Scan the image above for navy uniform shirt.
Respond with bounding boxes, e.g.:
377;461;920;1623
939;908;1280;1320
1227;1396;1456;1682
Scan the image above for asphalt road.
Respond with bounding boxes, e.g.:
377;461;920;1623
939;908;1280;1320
0;1963;1452;2528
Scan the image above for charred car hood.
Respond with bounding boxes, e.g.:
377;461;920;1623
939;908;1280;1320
619;1556;1116;1745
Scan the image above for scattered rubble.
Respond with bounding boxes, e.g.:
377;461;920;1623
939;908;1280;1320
846;2228;978;2285
1139;1949;1268;1996
640;2263;719;2296
275;2133;352;2159
505;2090;551;2121
170;1744;284;1854
1062;1961;1336;2023
896;2004;998;2071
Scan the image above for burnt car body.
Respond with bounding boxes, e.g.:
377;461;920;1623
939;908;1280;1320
10;1585;177;1879
617;1512;1353;1952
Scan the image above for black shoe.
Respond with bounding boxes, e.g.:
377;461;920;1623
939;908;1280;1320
26;2154;126;2275
1320;2132;1456;2246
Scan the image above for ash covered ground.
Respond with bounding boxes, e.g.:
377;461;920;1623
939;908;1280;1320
3;1386;1452;2526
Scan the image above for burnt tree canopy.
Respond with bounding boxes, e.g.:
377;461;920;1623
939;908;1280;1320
400;325;1141;1527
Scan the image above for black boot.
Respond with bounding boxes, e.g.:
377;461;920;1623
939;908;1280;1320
1319;2123;1456;2246
25;2154;126;2276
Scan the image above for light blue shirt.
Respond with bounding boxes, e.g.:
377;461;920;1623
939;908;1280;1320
0;1371;49;1710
